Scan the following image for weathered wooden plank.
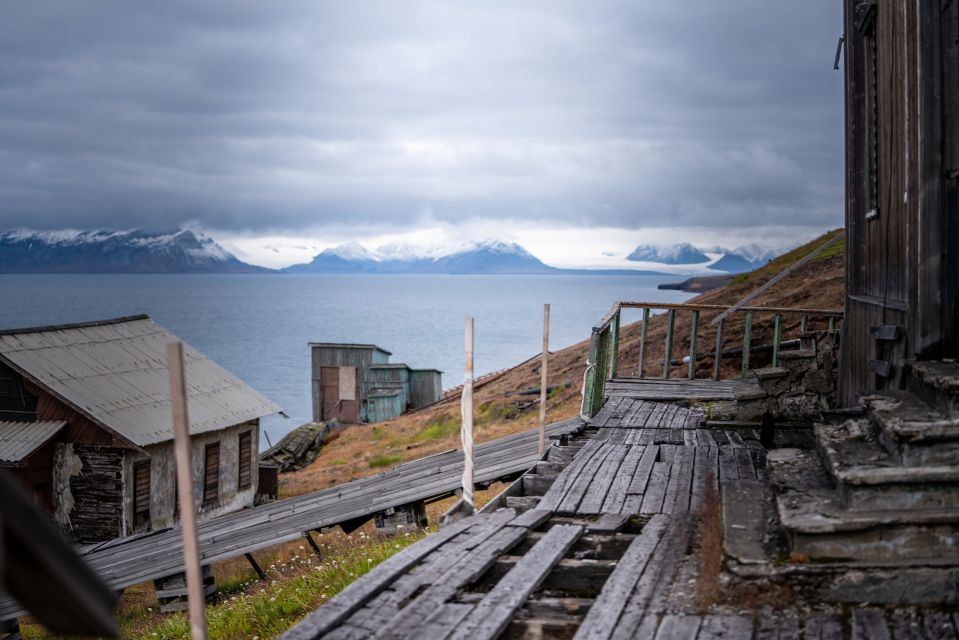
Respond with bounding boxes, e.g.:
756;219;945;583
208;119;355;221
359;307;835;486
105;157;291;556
659;444;677;464
601;445;647;513
378;526;529;640
733;447;757;480
507;508;552;530
418;603;474;640
725;430;745;448
558;445;617;514
662;447;695;514
640;462;671;514
803;613;844;640
628;445;659;495
690;446;718;513
280;514;485;640
654;615;702;639
537;439;606;511
587;513;630;534
755;614;800;640
579;445;630;514
448;524;583;640
696;615;753;639
718;447;739;482
573;515;669;640
851;608;891;640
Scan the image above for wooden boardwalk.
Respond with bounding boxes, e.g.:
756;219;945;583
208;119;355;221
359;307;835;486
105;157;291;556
0;417;584;621
284;388;954;640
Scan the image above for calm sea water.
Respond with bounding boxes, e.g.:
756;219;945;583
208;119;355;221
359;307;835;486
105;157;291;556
0;274;693;447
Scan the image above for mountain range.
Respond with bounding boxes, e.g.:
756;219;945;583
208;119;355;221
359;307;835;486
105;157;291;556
626;243;710;264
0;229;268;274
284;239;565;275
0;229;782;275
623;242;780;273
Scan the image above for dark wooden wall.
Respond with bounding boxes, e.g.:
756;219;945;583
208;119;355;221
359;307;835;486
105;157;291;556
840;0;959;405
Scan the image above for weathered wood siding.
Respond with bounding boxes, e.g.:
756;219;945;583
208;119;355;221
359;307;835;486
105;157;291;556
840;0;959;405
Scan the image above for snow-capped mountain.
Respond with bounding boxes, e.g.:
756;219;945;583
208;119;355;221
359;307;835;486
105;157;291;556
707;244;781;273
626;243;710;264
285;239;557;274
0;229;269;273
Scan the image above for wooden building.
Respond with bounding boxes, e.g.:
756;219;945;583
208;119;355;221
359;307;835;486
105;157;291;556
310;343;442;423
0;315;281;543
840;0;959;405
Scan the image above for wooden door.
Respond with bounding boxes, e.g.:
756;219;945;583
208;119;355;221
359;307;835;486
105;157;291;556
321;366;360;423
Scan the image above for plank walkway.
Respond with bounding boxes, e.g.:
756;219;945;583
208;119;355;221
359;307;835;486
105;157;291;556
0;417;585;621
283;383;955;640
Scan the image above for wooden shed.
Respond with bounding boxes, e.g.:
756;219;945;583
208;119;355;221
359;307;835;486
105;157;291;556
310;343;442;423
0;315;282;543
839;0;959;405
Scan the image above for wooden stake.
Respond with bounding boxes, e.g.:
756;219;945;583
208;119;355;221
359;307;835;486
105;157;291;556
538;304;550;455
167;342;207;640
461;318;475;510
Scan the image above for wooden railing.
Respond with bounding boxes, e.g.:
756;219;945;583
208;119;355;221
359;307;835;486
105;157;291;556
581;301;844;418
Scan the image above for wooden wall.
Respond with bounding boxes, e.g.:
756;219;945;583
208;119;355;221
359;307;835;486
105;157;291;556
840;0;959;405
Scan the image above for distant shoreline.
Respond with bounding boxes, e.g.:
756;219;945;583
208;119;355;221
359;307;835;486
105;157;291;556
657;274;734;292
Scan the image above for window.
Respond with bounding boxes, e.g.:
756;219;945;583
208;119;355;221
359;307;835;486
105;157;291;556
203;443;220;505
238;431;252;491
133;460;151;528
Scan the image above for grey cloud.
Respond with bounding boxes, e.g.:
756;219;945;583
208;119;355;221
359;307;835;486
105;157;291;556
0;0;844;233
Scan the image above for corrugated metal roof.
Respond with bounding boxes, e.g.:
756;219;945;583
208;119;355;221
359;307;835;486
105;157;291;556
308;343;392;355
0;316;282;448
0;420;66;464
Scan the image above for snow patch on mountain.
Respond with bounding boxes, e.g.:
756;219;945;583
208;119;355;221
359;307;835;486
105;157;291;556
626;243;710;264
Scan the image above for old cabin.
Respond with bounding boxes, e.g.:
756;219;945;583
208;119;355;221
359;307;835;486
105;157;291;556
310;343;442;423
0;315;282;544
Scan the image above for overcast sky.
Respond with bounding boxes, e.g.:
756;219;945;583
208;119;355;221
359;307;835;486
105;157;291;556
1;1;844;267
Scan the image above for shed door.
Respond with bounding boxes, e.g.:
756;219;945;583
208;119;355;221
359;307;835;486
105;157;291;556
321;366;359;423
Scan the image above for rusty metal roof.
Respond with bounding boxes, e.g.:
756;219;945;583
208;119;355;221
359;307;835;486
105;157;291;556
0;420;66;464
0;316;282;448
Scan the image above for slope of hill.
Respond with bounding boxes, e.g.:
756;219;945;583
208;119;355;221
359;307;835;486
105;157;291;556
283;228;845;495
0;229;270;274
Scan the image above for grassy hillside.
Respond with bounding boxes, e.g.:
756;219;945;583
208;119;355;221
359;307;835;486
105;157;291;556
283;228;845;496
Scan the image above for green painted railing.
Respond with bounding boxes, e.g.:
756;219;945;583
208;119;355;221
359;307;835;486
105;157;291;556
581;301;844;418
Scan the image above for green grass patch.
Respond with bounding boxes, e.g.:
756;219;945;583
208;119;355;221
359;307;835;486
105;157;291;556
415;413;459;441
368;454;402;468
329;458;347;466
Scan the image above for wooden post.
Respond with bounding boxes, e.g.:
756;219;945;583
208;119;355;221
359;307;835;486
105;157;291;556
538;304;550;456
800;314;809;333
828;316;836;333
167;342;207;640
461;318;475;511
638;307;650;378
609;309;620;378
688;310;700;380
713;318;724;381
582;329;601;418
662;309;675;380
741;313;753;378
772;314;783;367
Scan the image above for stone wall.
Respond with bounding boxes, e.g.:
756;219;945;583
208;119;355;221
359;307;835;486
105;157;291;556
738;330;840;422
